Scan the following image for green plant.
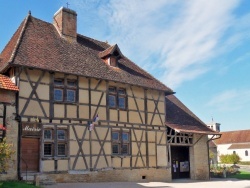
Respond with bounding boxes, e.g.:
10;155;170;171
0;181;38;188
209;149;215;159
229;171;250;180
0;138;15;173
220;153;240;164
210;164;236;178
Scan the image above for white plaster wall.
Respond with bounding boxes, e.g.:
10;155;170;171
217;144;250;162
228;149;250;161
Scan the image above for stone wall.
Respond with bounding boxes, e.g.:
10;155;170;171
0;89;18;181
46;168;171;183
190;134;209;180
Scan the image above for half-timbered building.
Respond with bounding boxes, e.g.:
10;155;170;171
0;7;218;182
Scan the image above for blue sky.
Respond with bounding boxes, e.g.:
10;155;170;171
0;0;250;132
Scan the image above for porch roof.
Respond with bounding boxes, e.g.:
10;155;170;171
165;95;220;135
166;123;219;135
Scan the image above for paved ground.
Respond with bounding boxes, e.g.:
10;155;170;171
45;178;250;188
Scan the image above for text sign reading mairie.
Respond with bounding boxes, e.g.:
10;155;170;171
22;123;42;137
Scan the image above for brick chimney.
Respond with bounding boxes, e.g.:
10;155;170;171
53;7;77;42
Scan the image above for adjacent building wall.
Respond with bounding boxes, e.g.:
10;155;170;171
0;90;18;180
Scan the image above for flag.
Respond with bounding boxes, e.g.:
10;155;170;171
89;123;94;131
0;124;6;130
93;114;99;123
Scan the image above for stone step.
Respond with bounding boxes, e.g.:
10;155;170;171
40;179;57;186
22;175;35;181
21;173;57;186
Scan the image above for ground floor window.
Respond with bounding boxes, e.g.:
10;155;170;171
43;126;68;158
112;129;130;155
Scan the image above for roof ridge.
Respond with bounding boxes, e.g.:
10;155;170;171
77;33;111;48
220;129;250;133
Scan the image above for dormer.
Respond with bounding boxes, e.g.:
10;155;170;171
99;44;123;67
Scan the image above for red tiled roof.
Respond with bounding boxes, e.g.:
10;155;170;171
0;14;173;93
98;44;123;58
214;130;250;145
209;140;217;148
0;74;19;91
165;95;219;135
228;143;250;149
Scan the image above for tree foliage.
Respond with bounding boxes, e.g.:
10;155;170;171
220;153;241;164
209;149;215;159
0;138;15;173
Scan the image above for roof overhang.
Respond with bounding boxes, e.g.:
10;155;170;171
166;123;221;135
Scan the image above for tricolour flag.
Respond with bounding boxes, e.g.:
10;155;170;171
93;114;99;122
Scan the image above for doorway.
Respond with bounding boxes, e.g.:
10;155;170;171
171;146;190;179
21;138;40;172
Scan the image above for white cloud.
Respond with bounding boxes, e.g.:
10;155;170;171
207;89;250;112
72;0;246;89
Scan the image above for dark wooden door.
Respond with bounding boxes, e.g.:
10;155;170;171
21;138;39;172
171;146;190;179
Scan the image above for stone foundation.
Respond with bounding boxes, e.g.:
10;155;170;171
46;168;171;183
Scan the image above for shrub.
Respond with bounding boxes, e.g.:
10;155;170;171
0;138;15;173
220;153;240;164
210;164;236;178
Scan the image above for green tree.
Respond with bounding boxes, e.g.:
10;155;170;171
209;149;215;160
220;153;240;164
0;138;15;173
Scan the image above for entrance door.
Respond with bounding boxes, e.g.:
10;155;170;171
21;138;40;172
171;146;190;179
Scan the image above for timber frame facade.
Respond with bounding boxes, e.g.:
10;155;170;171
17;67;168;171
0;7;219;182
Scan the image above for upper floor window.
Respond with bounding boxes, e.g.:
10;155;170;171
245;150;248;156
54;79;77;102
112;129;130;155
108;87;126;109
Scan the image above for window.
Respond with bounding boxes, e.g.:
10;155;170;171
44;144;53;156
43;129;54;157
233;151;236;154
57;129;67;156
108;87;126;109
112;129;130;155
109;57;117;67
43;128;68;157
54;79;77;102
245;150;248;156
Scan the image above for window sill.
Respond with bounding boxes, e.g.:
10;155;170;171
53;101;77;105
42;156;69;160
109;107;127;111
111;155;131;158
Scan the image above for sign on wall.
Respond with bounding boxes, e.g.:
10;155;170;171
22;123;41;137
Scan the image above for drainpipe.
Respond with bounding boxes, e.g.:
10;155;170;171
207;134;221;180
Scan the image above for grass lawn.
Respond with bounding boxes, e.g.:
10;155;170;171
0;181;38;188
229;171;250;180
